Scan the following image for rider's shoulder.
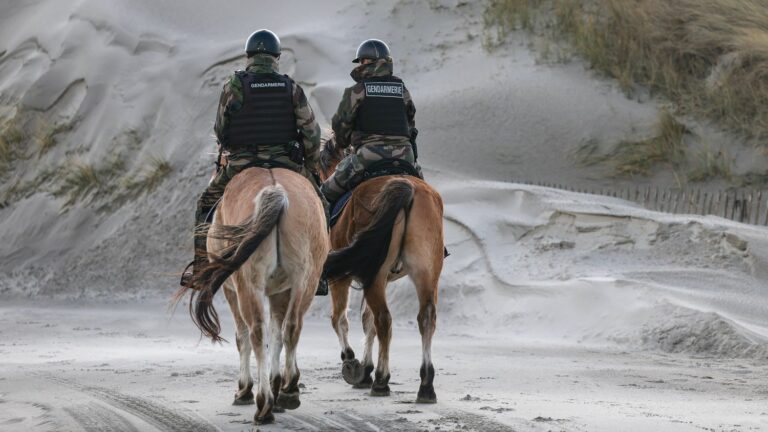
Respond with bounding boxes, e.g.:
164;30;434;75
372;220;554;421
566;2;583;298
221;72;243;91
348;81;366;95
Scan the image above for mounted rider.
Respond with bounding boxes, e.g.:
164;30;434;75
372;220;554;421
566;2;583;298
181;29;328;289
321;39;422;205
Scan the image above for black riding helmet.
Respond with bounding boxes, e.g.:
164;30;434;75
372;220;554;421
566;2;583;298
352;39;390;63
245;29;281;57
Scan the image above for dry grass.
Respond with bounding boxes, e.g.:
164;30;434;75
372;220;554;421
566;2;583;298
483;0;538;40
97;155;173;211
572;110;689;177
613;110;688;177
485;0;768;142
120;156;172;198
1;121;169;210
0;121;27;171
688;148;733;182
52;157;125;209
36;121;75;156
53;160;106;208
2;165;62;203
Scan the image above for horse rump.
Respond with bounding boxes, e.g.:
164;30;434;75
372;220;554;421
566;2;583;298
324;179;414;289
190;184;288;342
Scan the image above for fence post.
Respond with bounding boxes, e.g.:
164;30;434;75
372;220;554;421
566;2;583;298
745;190;753;223
643;186;650;207
679;190;688;214
764;194;768;225
696;190;702;215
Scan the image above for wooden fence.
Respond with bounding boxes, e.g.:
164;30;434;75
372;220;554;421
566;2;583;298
518;181;768;226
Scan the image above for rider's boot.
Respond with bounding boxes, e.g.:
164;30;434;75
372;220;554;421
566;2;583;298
315;202;330;297
180;232;208;289
315;276;329;296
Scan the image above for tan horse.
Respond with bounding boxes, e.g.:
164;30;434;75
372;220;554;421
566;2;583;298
175;167;328;425
319;136;444;403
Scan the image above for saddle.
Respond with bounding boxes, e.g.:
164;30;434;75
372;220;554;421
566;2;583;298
329;158;421;227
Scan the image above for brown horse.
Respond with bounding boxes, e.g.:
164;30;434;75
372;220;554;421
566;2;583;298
319;136;444;403
175;167;328;424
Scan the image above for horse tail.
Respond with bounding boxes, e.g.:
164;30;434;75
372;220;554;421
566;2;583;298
190;184;288;343
324;179;414;289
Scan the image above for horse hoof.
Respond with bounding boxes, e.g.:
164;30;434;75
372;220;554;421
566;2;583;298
416;385;437;404
352;375;373;389
370;384;390;397
272;405;286;413
342;359;365;385
254;413;275;425
232;393;254;406
276;391;301;410
416;395;437;404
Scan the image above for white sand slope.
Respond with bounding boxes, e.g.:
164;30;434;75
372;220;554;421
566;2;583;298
0;0;663;295
431;175;768;357
1;1;767;430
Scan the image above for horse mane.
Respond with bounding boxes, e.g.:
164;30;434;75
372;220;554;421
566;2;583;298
319;135;339;174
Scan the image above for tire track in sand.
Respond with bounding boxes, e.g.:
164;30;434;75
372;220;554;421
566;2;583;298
45;375;218;432
63;403;140;432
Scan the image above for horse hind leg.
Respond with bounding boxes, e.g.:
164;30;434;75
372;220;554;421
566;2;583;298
224;284;254;405
412;269;439;404
365;278;393;397
267;289;290;413
238;279;274;425
330;278;359;380
345;304;376;389
276;283;305;411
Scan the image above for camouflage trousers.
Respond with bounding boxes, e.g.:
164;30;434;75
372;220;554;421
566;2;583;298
193;157;328;264
320;143;420;204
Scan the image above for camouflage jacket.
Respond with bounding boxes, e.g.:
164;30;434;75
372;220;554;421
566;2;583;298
331;59;416;150
213;54;322;170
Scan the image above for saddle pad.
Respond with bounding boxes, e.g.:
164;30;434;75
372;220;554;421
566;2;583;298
330;190;353;228
328;158;420;228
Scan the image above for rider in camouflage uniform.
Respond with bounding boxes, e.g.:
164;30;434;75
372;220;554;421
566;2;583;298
181;29;327;289
321;39;421;205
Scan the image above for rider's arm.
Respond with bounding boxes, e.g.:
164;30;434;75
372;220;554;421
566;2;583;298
293;83;322;171
213;75;244;148
331;84;364;150
404;86;416;132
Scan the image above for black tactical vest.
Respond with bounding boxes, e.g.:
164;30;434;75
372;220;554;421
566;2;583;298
226;72;297;151
355;76;410;137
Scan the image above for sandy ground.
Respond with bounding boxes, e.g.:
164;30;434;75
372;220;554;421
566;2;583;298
2;302;767;432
